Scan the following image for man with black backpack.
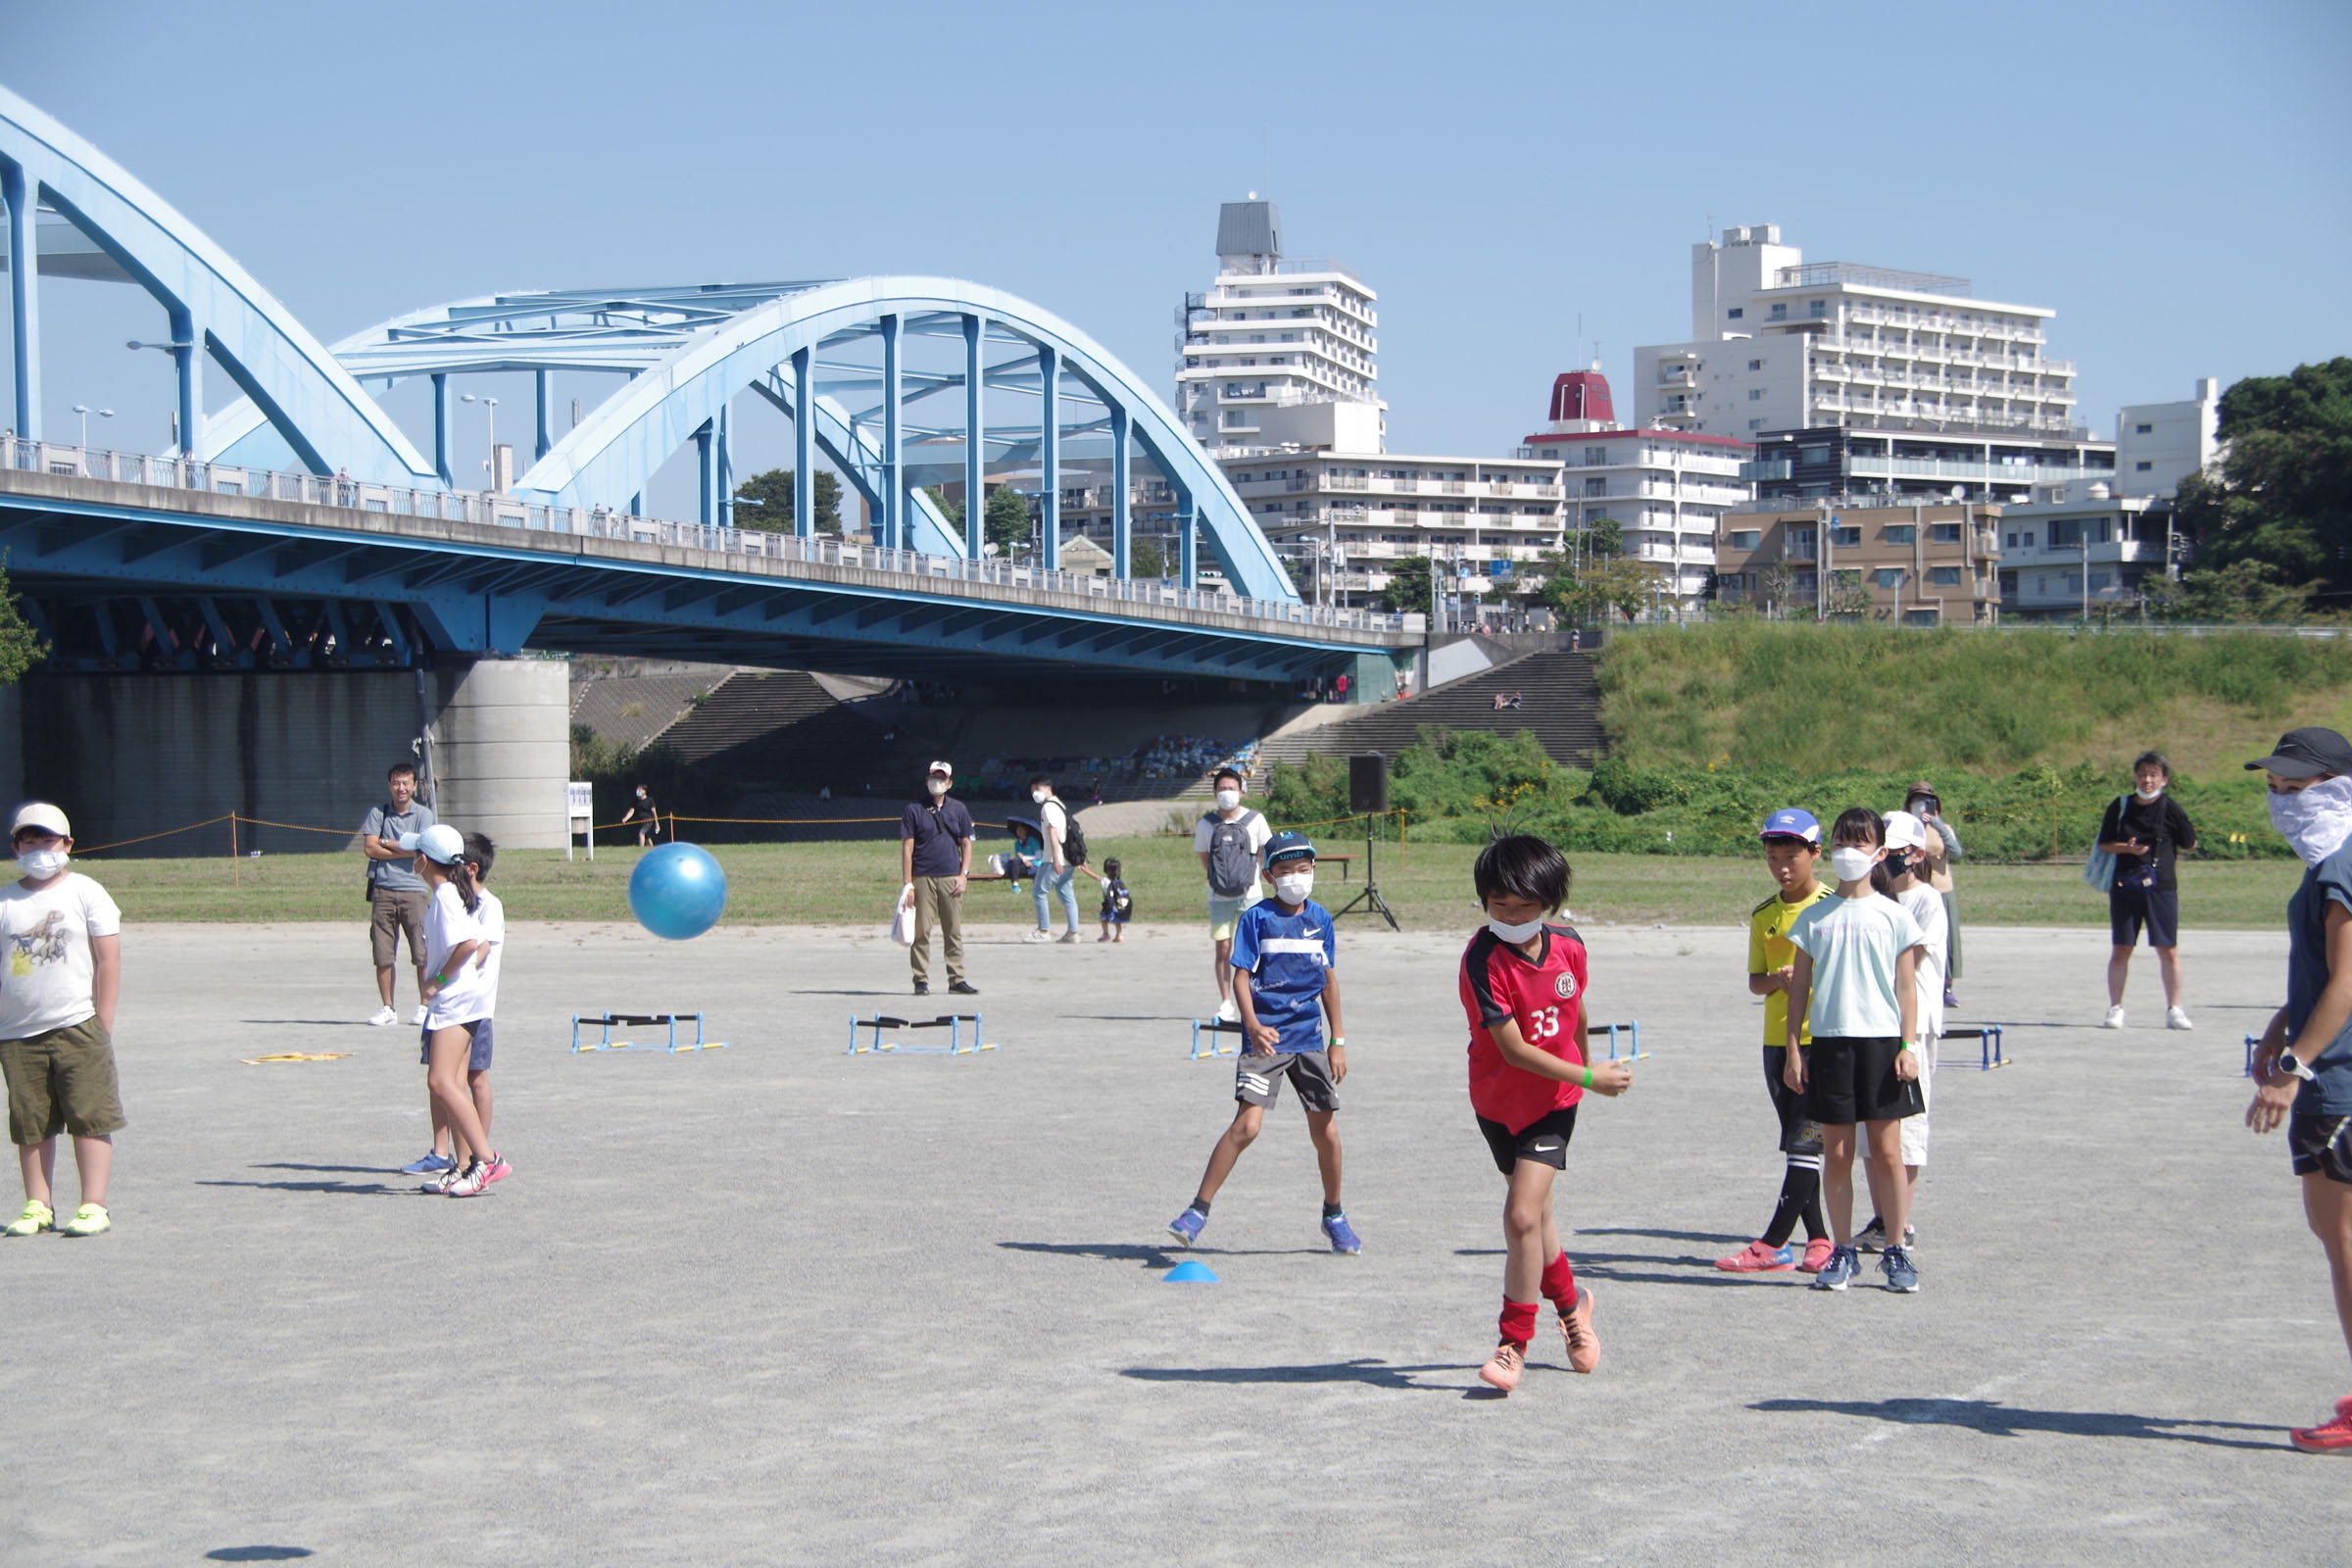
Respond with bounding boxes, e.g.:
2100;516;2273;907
1195;766;1272;1022
1025;773;1088;946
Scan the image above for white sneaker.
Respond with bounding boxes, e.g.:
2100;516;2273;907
2101;1005;2126;1030
1215;996;1241;1024
412;1004;428;1026
368;1005;399;1027
2167;1005;2194;1031
1022;929;1054;944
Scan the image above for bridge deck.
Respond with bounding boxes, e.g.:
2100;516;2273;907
0;455;1419;683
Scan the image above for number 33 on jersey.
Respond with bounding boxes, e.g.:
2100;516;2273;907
1459;921;1591;1128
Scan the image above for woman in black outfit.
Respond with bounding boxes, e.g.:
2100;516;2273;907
2098;750;2197;1030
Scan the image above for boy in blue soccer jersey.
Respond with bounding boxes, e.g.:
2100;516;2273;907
1167;832;1357;1253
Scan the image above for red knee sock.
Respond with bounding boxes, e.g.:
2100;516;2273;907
1540;1250;1577;1309
1497;1298;1539;1347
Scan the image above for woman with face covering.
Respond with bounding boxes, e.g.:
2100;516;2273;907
2095;752;2199;1030
2241;726;2352;1453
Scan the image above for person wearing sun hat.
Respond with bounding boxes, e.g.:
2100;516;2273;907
2239;725;2352;1453
0;802;126;1240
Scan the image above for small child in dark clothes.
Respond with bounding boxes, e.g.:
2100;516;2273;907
1098;857;1133;944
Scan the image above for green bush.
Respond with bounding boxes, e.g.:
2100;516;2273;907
569;724;739;840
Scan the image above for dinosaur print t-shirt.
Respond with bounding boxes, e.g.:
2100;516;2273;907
0;872;122;1040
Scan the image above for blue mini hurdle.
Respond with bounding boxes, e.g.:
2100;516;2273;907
570;1012;727;1054
1189;1018;1245;1059
1586;1020;1648;1062
847;1012;996;1055
1944;1023;2009;1070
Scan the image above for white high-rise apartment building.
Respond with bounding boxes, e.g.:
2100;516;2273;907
1514;370;1749;612
1634;224;2112;505
2116;378;2221;499
1174;200;1386;455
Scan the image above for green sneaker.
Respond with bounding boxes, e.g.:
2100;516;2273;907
4;1200;54;1237
60;1203;110;1237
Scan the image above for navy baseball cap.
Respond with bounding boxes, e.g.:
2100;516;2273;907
1262;830;1316;868
1759;808;1821;845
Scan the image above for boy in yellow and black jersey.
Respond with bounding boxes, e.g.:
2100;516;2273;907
1717;808;1838;1275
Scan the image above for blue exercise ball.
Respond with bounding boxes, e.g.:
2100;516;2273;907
628;842;728;941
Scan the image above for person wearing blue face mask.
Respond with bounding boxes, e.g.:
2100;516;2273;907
0;803;125;1240
2241;726;2352;1454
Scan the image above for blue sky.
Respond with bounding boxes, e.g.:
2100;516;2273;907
8;0;2347;504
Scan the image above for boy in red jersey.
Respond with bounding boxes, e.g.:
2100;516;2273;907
1459;835;1634;1396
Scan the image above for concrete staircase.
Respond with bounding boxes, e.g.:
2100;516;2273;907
1250;650;1603;777
657;671;937;794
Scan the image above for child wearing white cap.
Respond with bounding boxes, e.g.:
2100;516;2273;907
401;823;508;1197
1856;809;1948;1255
0;802;126;1239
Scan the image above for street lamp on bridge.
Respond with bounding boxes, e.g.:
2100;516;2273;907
71;404;113;448
461;393;499;487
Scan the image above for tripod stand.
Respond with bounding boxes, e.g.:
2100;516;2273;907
1331;811;1399;930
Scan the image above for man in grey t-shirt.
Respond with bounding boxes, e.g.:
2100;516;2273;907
360;761;436;1027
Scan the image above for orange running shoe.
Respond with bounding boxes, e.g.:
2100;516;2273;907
1478;1341;1525;1395
1559;1287;1599;1374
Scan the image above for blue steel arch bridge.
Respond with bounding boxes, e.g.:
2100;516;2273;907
0;87;1414;688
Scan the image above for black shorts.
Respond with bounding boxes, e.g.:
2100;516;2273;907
2110;885;2179;949
1802;1036;1922;1127
1478;1105;1579;1175
1763;1046;1823;1156
2289;1114;2352;1184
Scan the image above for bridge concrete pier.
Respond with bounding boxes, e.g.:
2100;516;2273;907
2;659;568;856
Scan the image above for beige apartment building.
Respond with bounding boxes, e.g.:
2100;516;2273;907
1711;502;2001;624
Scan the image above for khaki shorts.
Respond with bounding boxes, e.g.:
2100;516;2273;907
370;886;428;967
1;1016;126;1145
1207;893;1260;942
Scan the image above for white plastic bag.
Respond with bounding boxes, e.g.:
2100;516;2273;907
890;883;917;946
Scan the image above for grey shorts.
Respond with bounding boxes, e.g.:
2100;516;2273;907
1235;1050;1339;1113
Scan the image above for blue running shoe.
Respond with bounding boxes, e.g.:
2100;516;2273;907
1322;1211;1362;1254
1812;1245;1859;1291
400;1150;454;1176
1167;1206;1207;1248
1880;1245;1920;1294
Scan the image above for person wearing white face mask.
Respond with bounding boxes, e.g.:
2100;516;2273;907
1167;832;1356;1255
0;803;125;1240
1194;766;1270;1019
1023;774;1087;945
2240;726;2352;1454
2095;750;2199;1030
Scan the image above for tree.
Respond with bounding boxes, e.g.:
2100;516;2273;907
0;558;44;684
1378;554;1435;613
1129;535;1172;579
1527;545;1659;622
2141;559;2317;624
2175;359;2352;609
983;485;1033;555
923;486;965;532
732;466;843;535
1819;567;1873;620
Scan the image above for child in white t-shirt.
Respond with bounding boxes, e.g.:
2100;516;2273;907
403;824;505;1198
0;803;125;1239
1859;810;1950;1254
1784;808;1926;1294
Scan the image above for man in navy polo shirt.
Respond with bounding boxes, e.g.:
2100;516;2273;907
899;760;978;999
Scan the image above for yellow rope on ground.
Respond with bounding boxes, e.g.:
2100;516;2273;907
240;1053;353;1064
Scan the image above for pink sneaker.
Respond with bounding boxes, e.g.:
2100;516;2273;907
1715;1240;1795;1273
481;1152;512;1186
2289;1410;2352;1454
1478;1341;1525;1395
1558;1287;1599;1374
1798;1237;1837;1274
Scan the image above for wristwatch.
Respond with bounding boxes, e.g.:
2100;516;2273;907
2276;1051;2318;1084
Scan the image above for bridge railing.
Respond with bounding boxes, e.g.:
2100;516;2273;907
2;437;1420;636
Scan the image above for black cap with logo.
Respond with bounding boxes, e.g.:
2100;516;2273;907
2244;726;2352;779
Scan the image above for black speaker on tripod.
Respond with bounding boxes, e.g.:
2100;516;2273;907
1334;754;1398;930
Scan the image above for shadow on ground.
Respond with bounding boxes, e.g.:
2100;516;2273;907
1753;1397;2281;1449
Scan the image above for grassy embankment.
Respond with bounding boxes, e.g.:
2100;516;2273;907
76;836;2308;929
1264;622;2352;861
